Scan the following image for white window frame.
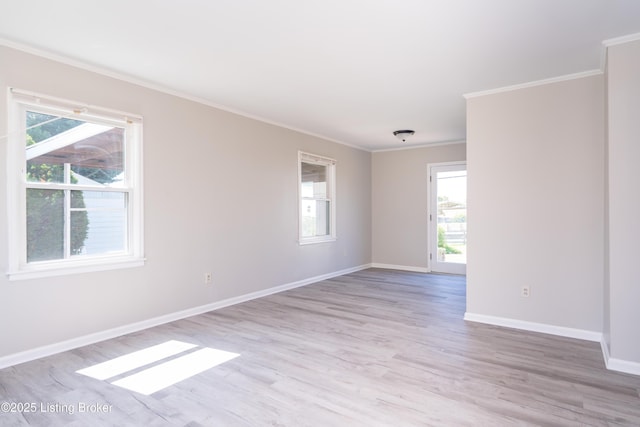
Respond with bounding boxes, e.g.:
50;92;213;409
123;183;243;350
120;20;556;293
298;151;336;245
6;88;144;280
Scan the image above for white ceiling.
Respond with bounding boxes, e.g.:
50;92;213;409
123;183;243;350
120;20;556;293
2;1;640;151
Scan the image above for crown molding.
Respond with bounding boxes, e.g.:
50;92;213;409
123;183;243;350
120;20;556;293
602;32;640;47
600;32;640;71
463;69;603;99
0;37;368;153
372;139;466;153
465;32;640;100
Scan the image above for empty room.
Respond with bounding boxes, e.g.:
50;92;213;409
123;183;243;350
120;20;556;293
1;1;640;425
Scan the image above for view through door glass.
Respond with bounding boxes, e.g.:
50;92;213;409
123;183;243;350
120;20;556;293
430;164;467;274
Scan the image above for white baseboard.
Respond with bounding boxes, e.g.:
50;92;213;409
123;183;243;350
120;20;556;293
465;312;640;377
371;263;429;273
463;312;602;342
0;264;371;370
601;337;640;376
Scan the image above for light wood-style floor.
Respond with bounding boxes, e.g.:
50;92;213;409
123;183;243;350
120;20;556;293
1;268;639;426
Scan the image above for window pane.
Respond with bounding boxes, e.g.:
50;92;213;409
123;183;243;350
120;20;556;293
26;110;124;186
27;189;64;262
301;162;327;198
70;190;126;209
25;111;84;143
71;191;127;256
301;200;330;237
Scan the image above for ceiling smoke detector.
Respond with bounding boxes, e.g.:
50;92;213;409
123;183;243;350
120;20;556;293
393;130;415;142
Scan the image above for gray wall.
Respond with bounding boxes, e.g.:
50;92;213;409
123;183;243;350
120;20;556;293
605;39;640;364
466;74;605;332
0;46;372;357
372;144;466;270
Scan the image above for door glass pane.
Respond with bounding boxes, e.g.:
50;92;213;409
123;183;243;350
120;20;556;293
436;170;467;264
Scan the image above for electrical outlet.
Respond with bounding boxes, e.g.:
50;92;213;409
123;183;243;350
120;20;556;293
521;286;530;298
204;272;212;284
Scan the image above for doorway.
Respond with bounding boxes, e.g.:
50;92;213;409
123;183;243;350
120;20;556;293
428;162;467;275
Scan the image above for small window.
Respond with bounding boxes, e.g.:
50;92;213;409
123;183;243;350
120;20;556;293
7;89;144;279
298;151;336;244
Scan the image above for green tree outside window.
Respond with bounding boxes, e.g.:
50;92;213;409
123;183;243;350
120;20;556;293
26;113;89;262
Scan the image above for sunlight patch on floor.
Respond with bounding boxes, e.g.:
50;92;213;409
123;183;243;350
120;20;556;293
76;340;239;395
77;340;198;380
112;347;239;395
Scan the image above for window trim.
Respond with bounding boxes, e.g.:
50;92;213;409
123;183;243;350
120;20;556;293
298;151;336;245
6;88;145;280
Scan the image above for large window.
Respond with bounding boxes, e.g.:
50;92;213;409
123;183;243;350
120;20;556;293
298;151;336;244
7;89;144;279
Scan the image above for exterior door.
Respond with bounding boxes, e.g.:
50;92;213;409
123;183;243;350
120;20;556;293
429;162;467;275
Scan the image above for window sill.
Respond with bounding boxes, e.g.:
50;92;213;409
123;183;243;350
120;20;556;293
299;237;337;246
7;256;145;281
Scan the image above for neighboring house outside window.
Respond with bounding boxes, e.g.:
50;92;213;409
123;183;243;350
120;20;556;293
7;89;144;280
298;151;336;244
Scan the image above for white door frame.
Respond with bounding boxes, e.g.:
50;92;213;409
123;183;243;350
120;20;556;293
427;161;467;274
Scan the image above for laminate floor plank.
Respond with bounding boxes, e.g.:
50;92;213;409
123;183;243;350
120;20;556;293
1;268;639;426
